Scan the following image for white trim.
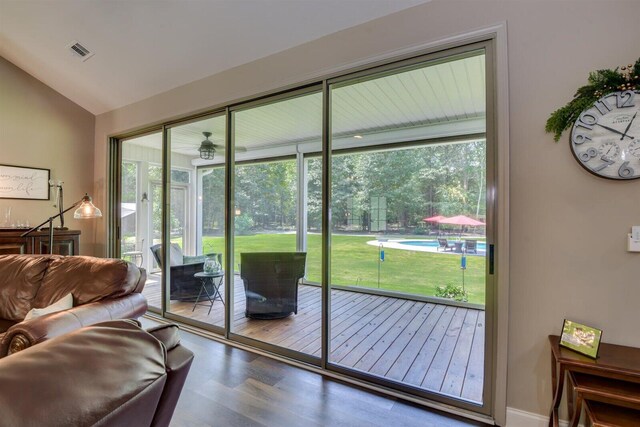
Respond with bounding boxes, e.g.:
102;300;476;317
506;407;582;427
492;21;510;427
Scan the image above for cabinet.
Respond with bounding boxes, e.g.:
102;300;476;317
0;229;80;255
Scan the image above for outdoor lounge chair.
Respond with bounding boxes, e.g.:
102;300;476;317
437;238;454;252
240;252;306;320
150;243;222;301
465;239;478;254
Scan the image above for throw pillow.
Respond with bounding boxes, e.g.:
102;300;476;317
23;293;73;321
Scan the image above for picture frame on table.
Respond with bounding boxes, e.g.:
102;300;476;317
0;164;50;200
560;319;602;359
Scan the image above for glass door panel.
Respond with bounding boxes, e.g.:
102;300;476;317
230;89;322;360
329;50;488;407
166;115;226;330
120;132;163;311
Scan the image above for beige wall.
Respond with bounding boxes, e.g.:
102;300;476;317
0;56;96;255
93;0;640;420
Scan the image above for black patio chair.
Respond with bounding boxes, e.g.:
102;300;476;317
240;252;306;320
437;238;454;252
465;239;478;254
150;243;222;301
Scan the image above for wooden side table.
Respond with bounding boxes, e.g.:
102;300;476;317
548;335;640;427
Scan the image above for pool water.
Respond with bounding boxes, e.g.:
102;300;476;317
400;240;486;250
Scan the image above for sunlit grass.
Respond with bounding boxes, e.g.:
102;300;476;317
200;233;485;305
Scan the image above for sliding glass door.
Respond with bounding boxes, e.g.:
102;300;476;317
120;131;163;312
229;88;322;361
112;40;495;417
326;48;490;410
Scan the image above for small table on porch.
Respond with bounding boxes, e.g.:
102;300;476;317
192;271;224;315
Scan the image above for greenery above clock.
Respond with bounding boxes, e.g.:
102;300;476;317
546;59;640;141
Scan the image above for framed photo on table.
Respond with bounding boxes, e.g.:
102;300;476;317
560;319;602;359
0;164;50;200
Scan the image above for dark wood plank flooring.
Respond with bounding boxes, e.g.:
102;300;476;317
142;273;484;403
140;317;487;427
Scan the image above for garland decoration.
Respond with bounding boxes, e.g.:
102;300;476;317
545;58;640;141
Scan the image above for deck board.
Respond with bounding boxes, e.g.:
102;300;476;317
142;273;484;403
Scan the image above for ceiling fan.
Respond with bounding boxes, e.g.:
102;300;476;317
198;131;246;160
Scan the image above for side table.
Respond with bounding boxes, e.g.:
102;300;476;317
193;271;224;315
548;335;640;427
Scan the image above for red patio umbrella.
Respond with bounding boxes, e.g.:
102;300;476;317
438;215;485;239
422;215;446;222
422;215;446;235
438;215;485;226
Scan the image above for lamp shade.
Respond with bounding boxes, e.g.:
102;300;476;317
73;194;103;219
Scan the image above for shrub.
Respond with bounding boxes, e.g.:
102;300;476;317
234;214;254;235
435;283;468;302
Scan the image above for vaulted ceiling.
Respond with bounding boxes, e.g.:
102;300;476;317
0;0;430;115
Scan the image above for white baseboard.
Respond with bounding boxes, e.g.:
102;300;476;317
506;407;581;427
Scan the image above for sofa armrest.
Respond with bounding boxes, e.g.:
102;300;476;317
0;293;147;357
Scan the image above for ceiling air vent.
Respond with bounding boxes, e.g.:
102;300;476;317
68;41;94;62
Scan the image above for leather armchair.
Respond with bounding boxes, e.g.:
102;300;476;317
0;255;147;357
0;319;194;427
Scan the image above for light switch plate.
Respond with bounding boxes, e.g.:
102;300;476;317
628;233;640;252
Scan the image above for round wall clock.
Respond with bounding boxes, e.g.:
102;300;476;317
570;90;640;180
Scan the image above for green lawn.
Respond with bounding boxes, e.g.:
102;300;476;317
201;233;486;305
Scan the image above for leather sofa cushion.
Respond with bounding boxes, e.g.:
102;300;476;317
0;320;167;427
34;256;140;309
0;319;17;334
0;255;52;321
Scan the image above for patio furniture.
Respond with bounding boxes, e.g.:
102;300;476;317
465;239;478;254
150;243;222;302
437;238;454;252
123;238;145;267
192;271;225;315
240;252;306;319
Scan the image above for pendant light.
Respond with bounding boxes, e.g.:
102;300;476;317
198;131;216;160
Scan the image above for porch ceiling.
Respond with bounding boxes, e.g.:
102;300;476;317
125;52;486;163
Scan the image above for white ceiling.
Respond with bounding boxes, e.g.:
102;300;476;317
124;51;486;165
0;0;430;115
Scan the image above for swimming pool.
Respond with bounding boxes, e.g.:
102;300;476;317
400;240;487;250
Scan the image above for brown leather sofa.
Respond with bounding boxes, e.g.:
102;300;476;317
0;319;194;427
0;254;147;357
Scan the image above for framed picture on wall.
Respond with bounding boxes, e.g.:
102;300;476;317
0;164;50;200
560;319;603;359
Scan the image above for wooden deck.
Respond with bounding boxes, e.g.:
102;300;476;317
142;274;484;403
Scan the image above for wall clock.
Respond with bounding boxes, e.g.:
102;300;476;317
570;90;640;180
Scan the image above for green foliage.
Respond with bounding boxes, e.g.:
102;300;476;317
234;213;254;235
435;283;468;302
546;58;640;142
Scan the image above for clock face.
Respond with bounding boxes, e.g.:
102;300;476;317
570;90;640;180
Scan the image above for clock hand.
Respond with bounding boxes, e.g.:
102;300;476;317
620;112;637;141
595;123;634;139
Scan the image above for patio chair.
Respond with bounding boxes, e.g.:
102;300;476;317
465;239;478;254
240;252;306;320
437;238;454;252
150;243;222;301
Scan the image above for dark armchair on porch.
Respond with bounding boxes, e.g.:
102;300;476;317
240;252;306;320
150;243;222;301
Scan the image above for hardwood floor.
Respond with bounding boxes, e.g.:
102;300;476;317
142;273;484;403
140;317;487;427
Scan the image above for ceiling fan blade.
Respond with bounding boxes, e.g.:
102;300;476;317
212;144;248;152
